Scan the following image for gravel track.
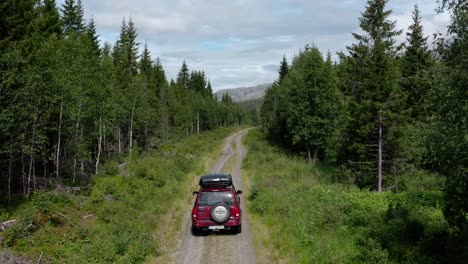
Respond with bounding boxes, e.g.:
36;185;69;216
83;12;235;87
175;129;256;264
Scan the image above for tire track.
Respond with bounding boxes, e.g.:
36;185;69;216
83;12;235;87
175;129;256;264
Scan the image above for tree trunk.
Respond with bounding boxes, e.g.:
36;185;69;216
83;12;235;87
105;124;110;159
42;146;48;180
144;127;148;150
313;148;318;165
27;113;37;198
162;101;169;143
197;111;200;134
8;149;13;204
80;126;85;179
118;126;122;154
21;153;26;195
378;114;383;193
55;102;63;182
73;102;82;183
80;160;84;180
307;148;312;163
95;117;103;174
73;159;77;183
129;98;137;160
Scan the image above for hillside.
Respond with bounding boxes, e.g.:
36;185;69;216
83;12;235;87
215;83;271;102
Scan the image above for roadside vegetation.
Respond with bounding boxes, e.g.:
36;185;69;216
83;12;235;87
244;129;450;263
0;126;242;263
0;0;249;203
259;0;466;262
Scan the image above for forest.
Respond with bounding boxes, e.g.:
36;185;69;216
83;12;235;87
0;0;466;262
260;0;466;261
0;0;248;202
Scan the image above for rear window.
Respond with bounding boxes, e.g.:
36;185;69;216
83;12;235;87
198;191;234;206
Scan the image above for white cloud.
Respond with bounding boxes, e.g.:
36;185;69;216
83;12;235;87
56;0;449;91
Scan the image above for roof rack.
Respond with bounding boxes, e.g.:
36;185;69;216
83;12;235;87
199;173;233;188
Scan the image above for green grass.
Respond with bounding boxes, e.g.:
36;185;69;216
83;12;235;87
243;128;448;264
0;126;245;263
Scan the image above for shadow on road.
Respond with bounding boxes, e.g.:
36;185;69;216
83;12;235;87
191;226;239;237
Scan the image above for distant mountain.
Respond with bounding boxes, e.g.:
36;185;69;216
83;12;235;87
215;83;272;103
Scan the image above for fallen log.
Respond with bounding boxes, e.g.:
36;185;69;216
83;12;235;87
0;220;17;232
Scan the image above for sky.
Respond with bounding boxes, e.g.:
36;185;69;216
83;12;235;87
56;0;450;92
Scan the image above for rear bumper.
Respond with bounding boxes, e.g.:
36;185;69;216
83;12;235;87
192;218;241;229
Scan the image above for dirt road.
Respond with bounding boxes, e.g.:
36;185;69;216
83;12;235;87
175;129;256;264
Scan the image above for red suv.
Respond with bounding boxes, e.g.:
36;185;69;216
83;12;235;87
191;174;242;234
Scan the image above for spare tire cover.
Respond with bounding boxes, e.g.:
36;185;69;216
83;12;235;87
211;202;230;223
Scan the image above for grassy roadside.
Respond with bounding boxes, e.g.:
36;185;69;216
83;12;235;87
148;127;247;263
243;128;448;264
0;126;246;263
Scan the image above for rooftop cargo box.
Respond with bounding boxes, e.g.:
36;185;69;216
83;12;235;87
199;173;233;187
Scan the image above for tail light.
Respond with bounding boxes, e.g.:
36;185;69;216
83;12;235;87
234;207;240;217
192;207;198;219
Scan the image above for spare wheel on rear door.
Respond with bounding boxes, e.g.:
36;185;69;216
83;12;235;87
211;202;230;223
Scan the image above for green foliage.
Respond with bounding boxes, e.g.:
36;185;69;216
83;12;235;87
261;45;341;162
337;0;405;189
400;4;434;120
2;126;240;262
61;0;84;33
434;1;468;242
277;55;289;85
31;191;73;215
244;128;448;263
0;0;249;203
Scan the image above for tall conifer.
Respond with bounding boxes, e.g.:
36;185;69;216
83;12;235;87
339;0;404;191
401;4;434;118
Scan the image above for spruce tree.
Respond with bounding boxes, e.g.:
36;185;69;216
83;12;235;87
189;70;208;94
153;57;167;90
261;55;289;141
86;18;100;57
401;4;434;118
123;18;139;77
278;46;339;161
338;0;404;191
113;18;139;84
434;0;468;247
139;42;152;81
277;55;289;84
177;60;190;89
38;0;62;37
206;80;213;95
112;18;127;66
61;0;84;33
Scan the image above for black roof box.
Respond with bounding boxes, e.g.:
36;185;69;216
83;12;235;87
199;173;233;187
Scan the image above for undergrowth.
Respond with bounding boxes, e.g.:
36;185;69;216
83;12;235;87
0;126;243;263
243;128;449;264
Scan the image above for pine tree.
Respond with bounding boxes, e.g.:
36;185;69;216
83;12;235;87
153;57;167;90
0;0;37;50
278;46;339;162
113;18;139;84
38;0;62;37
123;18;139;77
112;18;127;66
434;0;468;246
401;4;434;118
261;56;289;142
338;0;404;191
206;80;213;95
277;55;289;84
189;70;207;94
61;0;84;33
177;60;190;89
86;17;100;57
0;0;39;201
139;42;152;81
